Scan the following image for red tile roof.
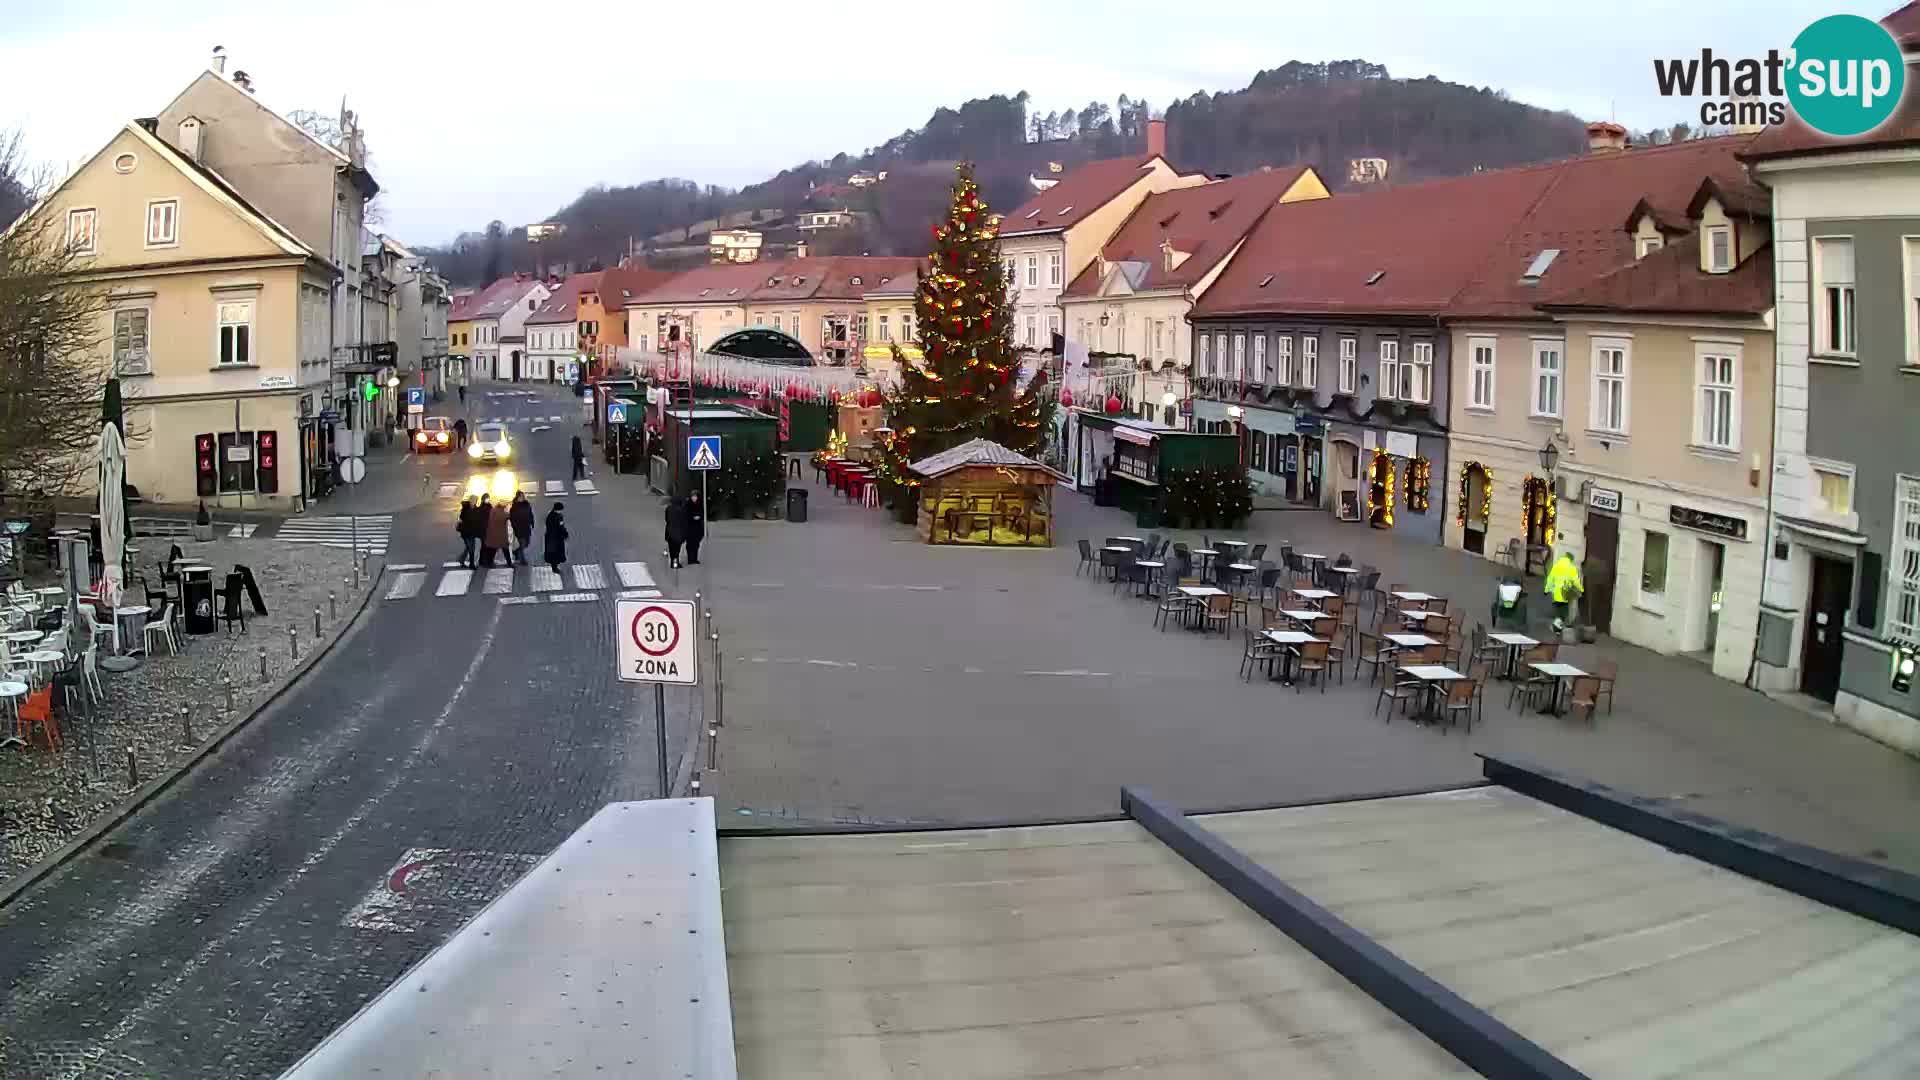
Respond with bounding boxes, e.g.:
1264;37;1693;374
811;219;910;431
1887;0;1920;47
622;262;770;307
448;291;480;321
995;155;1174;238
594;265;677;307
1536;233;1773;317
526;272;597;325
466;276;544;320
1745;7;1920;161
1061;167;1316;299
745;256;922;303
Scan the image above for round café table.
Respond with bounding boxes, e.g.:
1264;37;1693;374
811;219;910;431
0;680;26;741
5;629;44;647
101;605;150;673
21;649;62;685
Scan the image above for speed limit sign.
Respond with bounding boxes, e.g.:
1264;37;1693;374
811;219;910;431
616;599;698;685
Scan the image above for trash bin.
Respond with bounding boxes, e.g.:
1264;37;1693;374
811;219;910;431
1135;503;1160;529
182;566;216;634
786;487;808;523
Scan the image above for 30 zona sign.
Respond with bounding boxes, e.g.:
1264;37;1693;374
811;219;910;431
615;598;698;685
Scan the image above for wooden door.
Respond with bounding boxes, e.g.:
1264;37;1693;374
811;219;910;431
1582;511;1619;634
1801;555;1852;703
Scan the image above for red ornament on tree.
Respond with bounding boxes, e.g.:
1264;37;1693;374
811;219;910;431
1060;387;1074;407
1104;395;1123;415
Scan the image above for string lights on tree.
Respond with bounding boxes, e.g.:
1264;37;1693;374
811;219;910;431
1366;448;1396;528
1406;456;1432;513
1456;463;1493;527
1522;474;1557;547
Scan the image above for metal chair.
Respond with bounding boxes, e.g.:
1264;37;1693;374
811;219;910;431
1440;677;1479;732
1374;671;1423;720
1240;628;1281;681
1294;640;1332;692
1075;539;1095;576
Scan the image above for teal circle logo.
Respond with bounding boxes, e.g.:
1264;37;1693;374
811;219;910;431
1787;14;1906;137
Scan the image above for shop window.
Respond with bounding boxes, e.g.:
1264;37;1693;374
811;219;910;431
1406;456;1431;513
1641;530;1670;598
1366;449;1395;528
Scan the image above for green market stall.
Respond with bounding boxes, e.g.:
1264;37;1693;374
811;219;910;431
1071;410;1244;527
660;404;783;518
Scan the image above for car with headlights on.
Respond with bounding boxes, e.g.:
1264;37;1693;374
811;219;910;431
414;416;456;453
468;423;511;464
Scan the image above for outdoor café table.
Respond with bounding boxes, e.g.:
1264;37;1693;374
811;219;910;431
1261;630;1320;684
1528;661;1588;715
1176;585;1226;630
112;605;151;657
1111;535;1144;548
1390;590;1438;606
1400;609;1447;629
22;649;62;686
1221;562;1258;588
1189;548;1220;575
1488;632;1538;679
1293;588;1337;607
0;680;26;738
1324;564;1360;593
1132;560;1165;597
1215;539;1250;554
1279;609;1325;627
1101;545;1134;582
1383;632;1438;659
34;587;65;603
5;630;43;647
1399;664;1468;723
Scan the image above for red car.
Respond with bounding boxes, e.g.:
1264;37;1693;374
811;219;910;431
413;416;456;453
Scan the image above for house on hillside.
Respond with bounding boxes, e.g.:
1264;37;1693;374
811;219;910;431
1744;3;1920;749
710;229;762;263
995;120;1205;354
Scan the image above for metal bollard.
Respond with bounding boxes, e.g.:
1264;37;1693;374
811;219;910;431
126;748;139;787
225;678;236;715
258;647;268;681
711;632;724;729
314;607;322;637
182;705;195;744
288;625;298;662
329;591;337;620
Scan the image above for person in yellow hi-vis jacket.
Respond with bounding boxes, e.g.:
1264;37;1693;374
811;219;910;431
1545;550;1583;633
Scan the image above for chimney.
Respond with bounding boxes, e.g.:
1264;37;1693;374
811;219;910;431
1146;118;1167;159
178;116;203;162
232;70;254;94
210;45;226;75
795;239;809;259
1160;239;1176;274
1586;121;1628;154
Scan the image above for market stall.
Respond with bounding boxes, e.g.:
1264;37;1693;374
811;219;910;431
909;439;1064;547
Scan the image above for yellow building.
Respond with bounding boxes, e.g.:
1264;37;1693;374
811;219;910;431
14;120;333;509
447;290;477;379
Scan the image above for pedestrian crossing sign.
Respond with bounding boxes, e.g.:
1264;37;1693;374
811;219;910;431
606;402;628;425
687;435;721;470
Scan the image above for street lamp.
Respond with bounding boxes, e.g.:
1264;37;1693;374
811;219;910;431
1160;390;1177;429
1538;437;1559;474
1227;404;1245;465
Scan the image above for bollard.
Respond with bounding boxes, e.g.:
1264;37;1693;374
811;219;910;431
288;625;299;662
711;632;724;729
258;647;267;681
314;607;322;638
224;678;236;715
329;591;337;620
126;748;139;787
182;705;195;745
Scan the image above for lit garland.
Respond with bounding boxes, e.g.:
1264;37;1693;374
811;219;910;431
1522;474;1557;547
1455;462;1493;527
1366;449;1395;528
1407;456;1431;513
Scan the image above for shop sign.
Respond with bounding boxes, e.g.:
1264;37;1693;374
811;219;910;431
1294;414;1326;434
1383;431;1418;458
1669;504;1748;541
1589;486;1622;513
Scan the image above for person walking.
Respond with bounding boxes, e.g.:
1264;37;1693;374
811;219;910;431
665;495;688;568
1544;549;1583;634
473;495;495;566
508;491;535;566
544;502;569;575
570;435;587;482
457;384;467;407
684;491;706;565
485;497;511;570
454;417;469;449
455;497;480;567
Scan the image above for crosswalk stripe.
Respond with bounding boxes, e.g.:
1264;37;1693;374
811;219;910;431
483;569;513;594
550;592;597;603
545;480;564;495
615;562;654;588
518;479;539;494
617;589;662;600
436;482;459;497
574;479;599;495
529;567;562;591
571;564;605;589
436;569;472;596
386;572;426;600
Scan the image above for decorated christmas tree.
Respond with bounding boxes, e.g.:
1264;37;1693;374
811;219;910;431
873;163;1053;494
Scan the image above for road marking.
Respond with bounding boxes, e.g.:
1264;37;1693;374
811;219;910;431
545;480;564;495
571;564;605;589
436;482;459;497
483;569;513;594
341;848;541;933
441;561;465;568
549;592;597;603
529;566;562;591
617;589;662;599
435;569;472;596
387;563;426;572
498;595;538;605
531;424;552;433
573;479;598;495
227;523;257;539
1024;669;1112;677
385;572;426;600
518;478;539;494
748;582;785;588
614;562;654;588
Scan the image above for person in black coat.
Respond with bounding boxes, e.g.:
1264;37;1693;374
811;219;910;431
570;435;587;482
508;492;535;566
544;503;569;574
455;497;480;567
684;491;706;565
664;496;688;568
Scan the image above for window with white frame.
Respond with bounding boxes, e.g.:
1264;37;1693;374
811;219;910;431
1301;336;1318;388
217;300;253;366
1047;313;1059;342
1906;237;1919;367
878;314;890;341
1252;334;1268;382
1152;320;1164;357
1407;341;1433;403
1048;253;1061;287
1198;332;1210;375
1216;333;1229;379
1531;340;1563;417
1695;345;1740;450
1024;315;1037;346
1232;333;1246;381
1468;336;1496;409
145;199;178;247
1591;338;1629;434
1636;234;1664;259
113;308;150;375
1891;475;1920;643
1273;335;1291;385
1377;340;1400;399
902;312;914;340
1812;462;1854;517
1025;255;1038;287
1815;237;1856;355
1337;337;1356;393
1641;530;1670;600
1706;225;1733;272
1003;257;1015;284
66;208;97;254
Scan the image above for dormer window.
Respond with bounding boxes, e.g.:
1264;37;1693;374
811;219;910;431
767;277;780;286
1520;249;1560;283
699;288;712;297
1057;205;1074;215
1706;226;1733;273
1365;270;1386;286
1635;234;1664;259
1024;209;1041;219
794;277;806;286
1259;274;1274;288
850;276;862;286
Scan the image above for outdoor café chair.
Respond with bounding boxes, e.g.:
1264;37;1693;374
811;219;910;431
1256;566;1282;606
143;602;179;657
15;684;59;750
1507;643;1560;710
1294;640;1332;693
1567;676;1603;725
1246;543;1267;563
1076;539;1094;576
1240;628;1281;681
1200;592;1233;636
1592;658;1618;712
1374;670;1423;720
1153;583;1194;632
1440;677;1479;732
220;575;247;634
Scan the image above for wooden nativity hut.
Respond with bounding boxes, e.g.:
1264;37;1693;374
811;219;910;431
909;438;1066;547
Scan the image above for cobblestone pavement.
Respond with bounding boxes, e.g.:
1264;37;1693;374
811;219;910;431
0;384;697;1079
693;473;1920;876
1;539;364;885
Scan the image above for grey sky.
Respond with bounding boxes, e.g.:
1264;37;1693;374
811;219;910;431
1;0;1846;247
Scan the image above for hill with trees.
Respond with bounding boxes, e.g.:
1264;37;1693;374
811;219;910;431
423;60;1594;285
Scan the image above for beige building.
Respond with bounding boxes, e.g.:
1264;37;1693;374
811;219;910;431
623;262;766;365
995;120;1203;353
860;271;924;380
1057;166;1328;420
17;120;334;510
709;228;762;264
744;256;921;365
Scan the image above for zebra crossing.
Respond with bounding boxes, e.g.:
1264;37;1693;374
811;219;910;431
381;559;661;605
471;415;572;425
434;478;599;499
273;514;392;555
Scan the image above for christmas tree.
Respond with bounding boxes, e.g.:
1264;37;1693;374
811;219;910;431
874;163;1053;493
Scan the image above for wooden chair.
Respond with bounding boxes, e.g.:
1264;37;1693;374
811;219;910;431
1294;640;1331;692
1440;677;1479;732
1374;670;1423;719
1153;581;1194;632
1426;597;1449;615
1413;643;1446;664
1241;628;1281;681
1567;676;1602;725
1592;659;1618;712
1353;631;1392;685
1200;592;1233;636
1467;661;1492;725
1075;539;1095;576
1310;617;1345;683
1508;643;1559;710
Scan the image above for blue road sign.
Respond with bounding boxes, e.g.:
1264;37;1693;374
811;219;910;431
607;402;628;425
406;386;425;407
687;435;722;470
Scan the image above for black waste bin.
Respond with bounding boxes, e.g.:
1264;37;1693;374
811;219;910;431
182;567;216;634
786;487;808;523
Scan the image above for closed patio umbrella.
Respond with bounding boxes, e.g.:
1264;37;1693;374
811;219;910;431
98;420;126;608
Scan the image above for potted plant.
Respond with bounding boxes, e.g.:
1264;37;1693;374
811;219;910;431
193;500;214;542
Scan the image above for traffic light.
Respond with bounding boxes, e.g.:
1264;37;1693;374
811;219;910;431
195;432;216;497
256;430;278;494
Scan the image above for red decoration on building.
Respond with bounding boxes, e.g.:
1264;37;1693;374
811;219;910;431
1104;395;1123;415
1060;387;1074;407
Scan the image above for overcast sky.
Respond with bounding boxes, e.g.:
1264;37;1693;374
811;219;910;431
1;0;1848;246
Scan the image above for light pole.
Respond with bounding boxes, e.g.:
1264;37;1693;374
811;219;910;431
1227;404;1245;466
1161;390;1178;428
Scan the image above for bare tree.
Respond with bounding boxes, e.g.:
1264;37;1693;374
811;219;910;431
287;108;385;225
0;131;113;510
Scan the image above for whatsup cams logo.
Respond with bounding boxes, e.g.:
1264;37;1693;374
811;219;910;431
1653;14;1907;136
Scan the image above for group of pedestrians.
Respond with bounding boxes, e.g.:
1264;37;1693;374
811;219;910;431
664;492;705;568
457;492;567;574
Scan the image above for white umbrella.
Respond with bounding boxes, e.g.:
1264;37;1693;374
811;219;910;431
98;421;126;609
